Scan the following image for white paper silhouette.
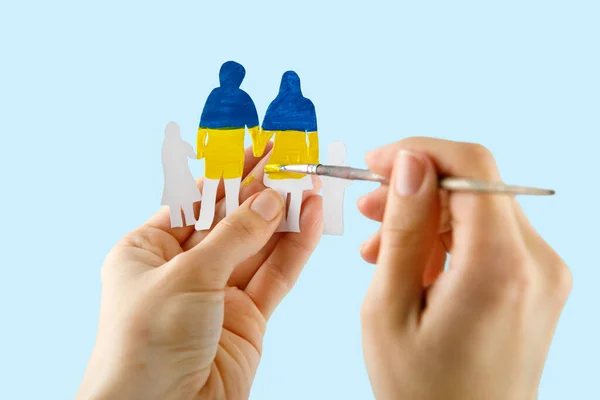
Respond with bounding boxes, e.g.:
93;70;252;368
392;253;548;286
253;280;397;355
161;122;202;228
322;141;352;235
264;174;313;233
195;177;241;230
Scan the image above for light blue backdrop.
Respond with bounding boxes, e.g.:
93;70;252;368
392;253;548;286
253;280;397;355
1;1;598;399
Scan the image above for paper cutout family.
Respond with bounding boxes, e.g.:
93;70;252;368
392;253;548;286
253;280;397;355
161;61;351;235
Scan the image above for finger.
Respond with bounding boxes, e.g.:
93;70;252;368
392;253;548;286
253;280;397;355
214;173;321;228
368;150;440;324
360;231;380;264
245;195;323;320
228;188;324;289
357;186;388;222
227;235;281;290
423;238;447;287
173;189;284;290
358;186;452;230
181;149;274;251
361;229;452;276
144;143;273;245
182;151;320;251
359;186;452;265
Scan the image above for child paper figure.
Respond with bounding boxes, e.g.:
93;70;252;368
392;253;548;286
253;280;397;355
254;71;319;232
195;61;260;231
161;121;202;228
321;141;352;235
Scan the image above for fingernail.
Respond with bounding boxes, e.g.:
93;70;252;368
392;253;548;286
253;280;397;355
395;150;426;196
251;190;283;221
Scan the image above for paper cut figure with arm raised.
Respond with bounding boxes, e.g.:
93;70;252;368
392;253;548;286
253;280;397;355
195;61;260;231
261;71;319;232
161;121;202;228
321;141;352;235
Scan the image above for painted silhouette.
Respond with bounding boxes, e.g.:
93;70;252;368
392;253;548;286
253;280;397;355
195;61;260;231
258;71;319;232
322;141;352;235
161;121;201;228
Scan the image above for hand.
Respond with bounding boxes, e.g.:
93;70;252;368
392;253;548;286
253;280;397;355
357;138;571;400
77;144;323;400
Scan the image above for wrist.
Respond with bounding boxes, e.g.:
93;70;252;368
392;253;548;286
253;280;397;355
76;347;136;400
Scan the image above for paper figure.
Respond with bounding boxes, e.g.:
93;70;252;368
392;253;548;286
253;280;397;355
195;61;260;231
161;121;202;228
253;71;319;232
322;141;352;235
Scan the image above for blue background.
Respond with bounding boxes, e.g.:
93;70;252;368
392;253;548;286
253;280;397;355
1;1;598;399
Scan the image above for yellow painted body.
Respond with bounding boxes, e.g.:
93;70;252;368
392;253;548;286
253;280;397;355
252;129;319;179
197;127;258;179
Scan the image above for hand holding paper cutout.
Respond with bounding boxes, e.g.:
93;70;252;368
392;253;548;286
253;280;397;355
77;147;323;400
358;138;571;400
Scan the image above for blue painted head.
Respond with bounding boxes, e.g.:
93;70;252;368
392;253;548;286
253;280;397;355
262;70;317;132
219;61;246;90
198;61;259;129
279;71;302;95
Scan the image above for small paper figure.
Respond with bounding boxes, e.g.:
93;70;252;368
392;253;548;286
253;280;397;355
161;121;202;228
195;61;260;231
254;71;319;232
322;141;352;235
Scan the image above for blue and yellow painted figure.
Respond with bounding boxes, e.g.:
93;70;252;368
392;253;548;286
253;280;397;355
252;71;319;180
197;61;260;179
195;61;260;230
254;71;319;232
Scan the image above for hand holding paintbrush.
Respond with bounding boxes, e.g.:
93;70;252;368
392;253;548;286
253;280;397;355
336;139;568;400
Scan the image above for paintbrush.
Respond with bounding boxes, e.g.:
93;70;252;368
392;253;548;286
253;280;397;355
264;164;555;196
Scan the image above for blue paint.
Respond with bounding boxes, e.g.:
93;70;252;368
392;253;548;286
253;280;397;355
199;61;259;129
262;71;318;132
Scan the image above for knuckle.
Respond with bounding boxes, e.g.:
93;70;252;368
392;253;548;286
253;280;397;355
381;216;427;251
464;143;498;174
262;261;294;293
497;265;535;304
360;298;380;323
360;284;396;324
382;213;425;238
555;263;573;299
163;256;219;291
468;254;535;307
219;217;257;244
547;253;573;301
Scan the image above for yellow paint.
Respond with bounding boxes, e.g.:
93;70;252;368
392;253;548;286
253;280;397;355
250;127;273;157
197;128;247;179
263;164;281;174
264;130;319;179
242;173;256;187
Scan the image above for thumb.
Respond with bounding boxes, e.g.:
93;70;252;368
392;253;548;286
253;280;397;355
369;149;440;323
179;189;284;289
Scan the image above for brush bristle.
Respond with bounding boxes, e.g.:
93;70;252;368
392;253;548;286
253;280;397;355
264;164;282;174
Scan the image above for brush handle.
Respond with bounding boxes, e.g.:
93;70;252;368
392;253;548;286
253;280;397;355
315;165;389;183
313;165;554;196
